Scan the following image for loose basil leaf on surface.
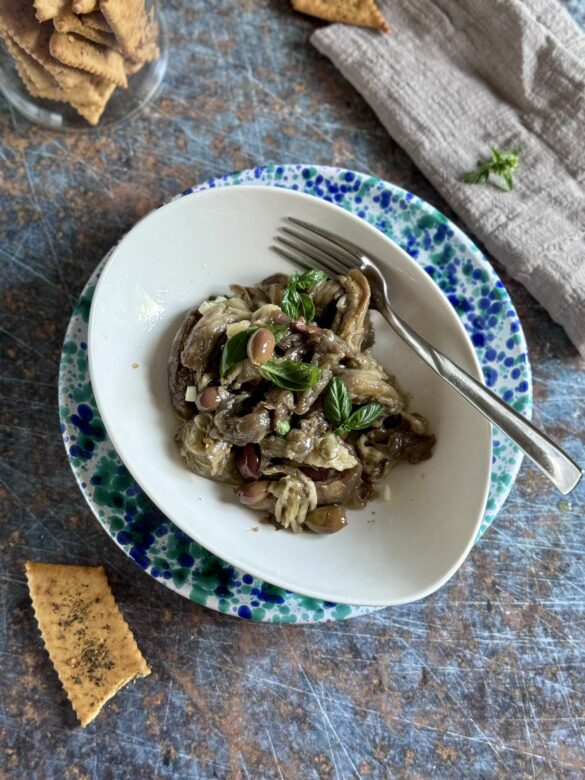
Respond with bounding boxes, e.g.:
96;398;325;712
323;377;353;427
260;359;321;391
219;328;255;377
335;403;384;435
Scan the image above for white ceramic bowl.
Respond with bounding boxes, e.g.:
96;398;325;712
88;185;491;606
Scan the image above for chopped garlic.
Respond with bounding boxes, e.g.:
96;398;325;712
382;485;392;502
185;385;197;402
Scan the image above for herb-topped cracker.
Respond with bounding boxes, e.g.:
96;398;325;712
25;562;150;727
291;0;390;32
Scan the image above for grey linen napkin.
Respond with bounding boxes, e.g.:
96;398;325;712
312;0;585;355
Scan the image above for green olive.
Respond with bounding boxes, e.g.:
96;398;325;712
305;505;348;534
247;328;276;366
236;480;269;507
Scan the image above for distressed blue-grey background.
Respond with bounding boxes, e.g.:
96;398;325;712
1;1;584;778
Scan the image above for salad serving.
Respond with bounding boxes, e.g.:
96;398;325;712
168;268;435;534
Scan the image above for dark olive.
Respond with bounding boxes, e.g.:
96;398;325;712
305;505;348;534
300;466;330;482
236;481;269;507
235;443;261;480
197;386;220;412
247;328;276;366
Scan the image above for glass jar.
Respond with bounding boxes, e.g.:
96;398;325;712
0;0;168;130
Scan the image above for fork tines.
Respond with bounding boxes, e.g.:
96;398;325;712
271;217;363;277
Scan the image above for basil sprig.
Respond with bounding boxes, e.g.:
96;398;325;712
281;270;327;322
323;377;352;427
323;376;384;434
219;325;288;377
462;147;520;192
260;359;320;391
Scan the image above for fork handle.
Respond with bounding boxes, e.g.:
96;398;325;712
379;303;583;495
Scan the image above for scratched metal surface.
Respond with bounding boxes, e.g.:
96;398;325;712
1;1;584;778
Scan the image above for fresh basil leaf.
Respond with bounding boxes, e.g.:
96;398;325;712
274;419;291;436
296;269;328;290
260;359;320;391
281;287;302;318
289;272;300;289
323;377;352;427
219;328;255;377
298;292;316;322
462;168;488;185
336;403;384;434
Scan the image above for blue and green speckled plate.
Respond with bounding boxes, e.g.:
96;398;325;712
59;164;532;623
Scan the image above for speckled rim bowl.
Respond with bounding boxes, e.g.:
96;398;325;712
87;184;492;607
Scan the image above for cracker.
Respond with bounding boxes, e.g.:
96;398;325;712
25;562;150;727
74;78;116;125
291;0;390;32
0;0;117;124
54;12;120;50
2;27;114;124
2;34;64;99
80;11;112;33
0;0;98;95
33;0;70;23
50;31;127;87
72;0;97;13
100;0;147;58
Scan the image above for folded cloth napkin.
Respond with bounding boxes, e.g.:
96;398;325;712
312;0;585;355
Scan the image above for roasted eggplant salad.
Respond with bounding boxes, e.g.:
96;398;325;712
168;269;436;534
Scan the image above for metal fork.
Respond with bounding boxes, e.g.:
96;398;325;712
272;217;583;495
